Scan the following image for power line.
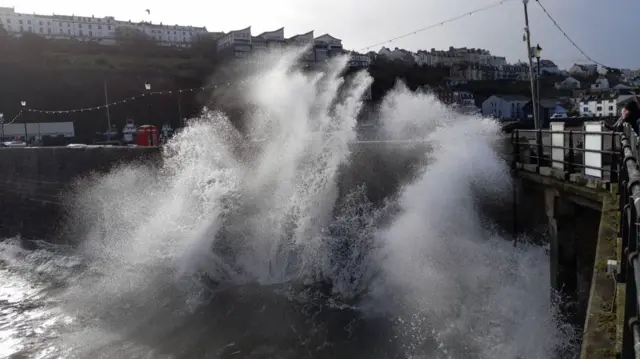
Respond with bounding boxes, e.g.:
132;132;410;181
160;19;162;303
534;0;609;69
358;0;516;52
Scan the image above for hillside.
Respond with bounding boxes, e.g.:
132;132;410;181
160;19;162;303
0;33;560;140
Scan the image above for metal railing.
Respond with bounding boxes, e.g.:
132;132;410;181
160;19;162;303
511;121;620;181
618;123;640;358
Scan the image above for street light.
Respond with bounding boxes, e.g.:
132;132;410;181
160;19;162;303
535;44;542;130
144;82;153;146
0;113;4;142
21;101;27;143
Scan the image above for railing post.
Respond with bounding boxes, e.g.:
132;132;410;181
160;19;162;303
568;130;574;175
612;132;619;183
536;129;543;170
513;130;520;167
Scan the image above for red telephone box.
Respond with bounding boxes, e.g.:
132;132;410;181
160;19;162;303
136;125;159;146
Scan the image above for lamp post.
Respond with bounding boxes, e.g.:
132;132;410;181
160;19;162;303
104;79;112;141
0;113;4;142
535;44;542;128
21;101;27;143
144;82;153;146
522;0;538;129
522;0;542;167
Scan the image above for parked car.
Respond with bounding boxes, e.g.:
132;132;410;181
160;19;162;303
1;140;27;147
550;113;568;120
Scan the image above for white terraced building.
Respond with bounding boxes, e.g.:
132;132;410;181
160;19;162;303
0;6;209;47
216;26;349;64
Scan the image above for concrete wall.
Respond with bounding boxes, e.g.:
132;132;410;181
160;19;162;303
0;147;160;243
514;171;604;354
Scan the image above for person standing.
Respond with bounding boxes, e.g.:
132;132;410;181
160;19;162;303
604;99;640;135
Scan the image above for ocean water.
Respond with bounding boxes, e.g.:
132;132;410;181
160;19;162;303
0;49;576;359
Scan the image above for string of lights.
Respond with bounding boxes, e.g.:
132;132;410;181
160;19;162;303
5;110;24;125
12;82;240;118
534;0;609;69
358;0;516;52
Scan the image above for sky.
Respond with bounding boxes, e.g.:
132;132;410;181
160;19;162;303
4;0;640;70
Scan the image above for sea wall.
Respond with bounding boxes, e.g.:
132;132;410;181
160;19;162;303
0;147;160;242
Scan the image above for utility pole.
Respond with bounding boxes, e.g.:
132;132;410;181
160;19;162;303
104;79;112;141
522;0;538;130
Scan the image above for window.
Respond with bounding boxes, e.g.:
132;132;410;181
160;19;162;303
89;31;92;37
596;106;602;111
583;107;588;112
609;106;613;111
18;19;22;24
27;20;31;25
108;25;111;30
19;25;23;32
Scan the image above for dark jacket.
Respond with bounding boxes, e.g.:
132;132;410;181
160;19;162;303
604;100;640;134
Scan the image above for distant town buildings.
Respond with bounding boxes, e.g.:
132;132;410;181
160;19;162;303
409;47;506;67
0;6;209;47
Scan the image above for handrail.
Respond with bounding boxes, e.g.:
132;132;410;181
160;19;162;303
618;123;640;358
511;123;620;181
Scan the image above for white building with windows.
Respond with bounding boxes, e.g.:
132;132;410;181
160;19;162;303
217;27;344;63
578;92;618;117
0;6;208;47
481;94;529;120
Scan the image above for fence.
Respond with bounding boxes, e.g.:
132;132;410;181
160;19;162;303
618;123;640;358
511;121;620;181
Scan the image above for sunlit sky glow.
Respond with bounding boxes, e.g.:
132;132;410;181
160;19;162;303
4;0;639;69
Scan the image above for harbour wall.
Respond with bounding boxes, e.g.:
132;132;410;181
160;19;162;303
0;147;160;243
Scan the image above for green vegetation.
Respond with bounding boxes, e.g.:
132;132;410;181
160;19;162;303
580;191;620;358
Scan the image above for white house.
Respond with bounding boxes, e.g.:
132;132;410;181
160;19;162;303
578;92;618;117
555;77;581;90
590;77;610;90
481;94;530;120
217;26;252;58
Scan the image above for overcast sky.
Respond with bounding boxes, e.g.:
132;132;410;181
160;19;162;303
6;0;640;70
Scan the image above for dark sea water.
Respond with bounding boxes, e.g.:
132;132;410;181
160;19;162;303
0;50;576;359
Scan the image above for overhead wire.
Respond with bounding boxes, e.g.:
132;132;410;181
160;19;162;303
534;0;610;69
358;0;516;52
